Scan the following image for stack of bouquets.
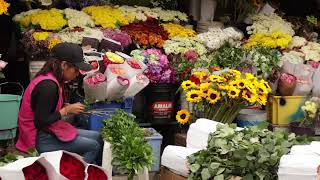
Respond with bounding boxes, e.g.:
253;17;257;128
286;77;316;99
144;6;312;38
0;151;108;180
121;20;169;48
176;70;271;125
131;48;176;84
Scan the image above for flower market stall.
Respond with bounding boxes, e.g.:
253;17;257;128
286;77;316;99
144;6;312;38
1;0;320;179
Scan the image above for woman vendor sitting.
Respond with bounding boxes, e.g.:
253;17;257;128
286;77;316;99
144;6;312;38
16;43;102;164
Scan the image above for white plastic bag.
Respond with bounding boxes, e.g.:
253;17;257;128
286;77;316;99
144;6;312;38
105;64;128;83
312;67;320;97
123;58;147;77
124;73;149;98
293;64;314;96
106;76;130;101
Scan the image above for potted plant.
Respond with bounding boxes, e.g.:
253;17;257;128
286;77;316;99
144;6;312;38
101;109;153;180
290;98;320;136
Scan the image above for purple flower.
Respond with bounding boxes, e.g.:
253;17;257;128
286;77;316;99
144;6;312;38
101;28;132;47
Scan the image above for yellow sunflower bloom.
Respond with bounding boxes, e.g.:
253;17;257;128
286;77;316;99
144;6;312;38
257;95;268;106
200;82;211;97
206;89;221;104
176;109;191;125
229;81;238;88
218;84;229;91
236;80;246;89
245;73;256;80
181;80;197;91
186;90;203;103
229;69;241;77
257;85;268;95
228;87;240;99
242;90;257;104
260;80;271;92
193;71;208;81
209;75;223;83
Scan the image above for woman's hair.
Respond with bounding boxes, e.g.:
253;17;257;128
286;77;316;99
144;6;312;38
35;58;73;83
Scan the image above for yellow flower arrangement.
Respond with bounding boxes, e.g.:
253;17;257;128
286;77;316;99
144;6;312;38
105;52;125;63
192;71;208;82
33;32;50;41
162;23;196;38
177;69;271;124
245;32;292;49
82;6;133;29
0;0;9;15
20;8;67;30
176;109;191;125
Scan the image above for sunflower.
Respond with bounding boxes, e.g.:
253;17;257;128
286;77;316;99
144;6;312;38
209;75;223;83
257;85;268;95
236;79;247;89
229;69;241;77
176;109;191;125
228;87;240;99
193;71;208;82
200;82;211;97
218;84;229;91
186;90;203;103
245;73;256;80
206;89;221;104
257;95;268;106
229;81;238;88
242;90;257;104
181;80;197;91
260;80;271;92
244;83;257;94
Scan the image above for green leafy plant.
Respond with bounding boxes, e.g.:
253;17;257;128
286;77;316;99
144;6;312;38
0;149;39;167
188;124;311;180
212;43;247;69
101;109;153;180
307;15;318;26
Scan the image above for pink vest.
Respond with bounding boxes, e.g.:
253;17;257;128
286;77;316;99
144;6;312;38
16;73;78;152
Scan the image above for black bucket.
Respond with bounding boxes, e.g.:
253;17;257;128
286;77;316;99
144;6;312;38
145;84;177;124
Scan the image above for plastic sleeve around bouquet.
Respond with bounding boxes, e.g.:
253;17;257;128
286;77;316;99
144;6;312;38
124;73;150;98
278;73;297;96
281;61;297;75
99;38;123;52
104;64;128;83
312;68;320;97
86;164;108;180
83;73;108;103
123;58;147;77
0;157;65;180
106;76;130;101
293;64;315;96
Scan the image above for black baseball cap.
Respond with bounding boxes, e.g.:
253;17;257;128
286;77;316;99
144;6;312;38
52;42;92;71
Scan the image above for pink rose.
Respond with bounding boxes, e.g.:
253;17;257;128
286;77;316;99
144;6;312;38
307;60;320;69
0;60;7;70
280;73;297;84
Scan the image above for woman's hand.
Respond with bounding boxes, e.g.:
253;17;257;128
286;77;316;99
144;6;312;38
59;103;85;116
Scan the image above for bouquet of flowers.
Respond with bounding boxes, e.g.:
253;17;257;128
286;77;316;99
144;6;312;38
58;27;103;44
163;37;207;56
64;8;95;28
245;32;293;49
101;28;132;48
176;70;271;124
197;27;243;50
121;20;168;48
162;23;196;38
299;97;320;128
246;13;295;36
171;50;199;82
247;46;281;78
212;43;247;69
131;48;176;84
278;73;297;96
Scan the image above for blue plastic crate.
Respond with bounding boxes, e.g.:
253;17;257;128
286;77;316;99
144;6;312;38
87;97;134;131
145;128;163;172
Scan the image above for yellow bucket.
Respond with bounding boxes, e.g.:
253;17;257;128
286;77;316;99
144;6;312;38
268;96;306;125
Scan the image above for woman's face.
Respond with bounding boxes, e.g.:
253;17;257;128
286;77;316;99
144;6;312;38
61;61;79;82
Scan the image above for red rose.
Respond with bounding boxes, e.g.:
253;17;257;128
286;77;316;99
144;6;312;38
23;161;49;180
60;153;85;180
189;75;200;85
87;165;108;180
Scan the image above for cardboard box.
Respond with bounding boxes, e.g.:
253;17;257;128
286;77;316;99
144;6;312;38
160;167;187;180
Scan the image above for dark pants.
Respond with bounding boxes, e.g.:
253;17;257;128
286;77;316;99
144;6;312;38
36;129;103;165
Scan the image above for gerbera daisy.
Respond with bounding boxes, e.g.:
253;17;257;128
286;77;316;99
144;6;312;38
176;109;191;125
181;80;197;91
242;90;257;104
206;89;221;104
186;90;203;103
228;87;240;99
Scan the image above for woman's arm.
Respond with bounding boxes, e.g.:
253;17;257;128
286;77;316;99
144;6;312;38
31;80;61;130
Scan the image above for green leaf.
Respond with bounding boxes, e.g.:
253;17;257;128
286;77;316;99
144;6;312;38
214;174;224;180
190;164;201;172
210;162;220;170
0;72;5;79
201;168;211;180
216;168;225;175
243;174;254;180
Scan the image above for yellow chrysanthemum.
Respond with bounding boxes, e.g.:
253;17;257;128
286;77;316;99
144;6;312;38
32;32;50;41
162;23;196;38
186;90;203;103
181;80;197;91
228;87;240;99
48;38;61;49
176;109;191;125
245;32;292;49
257;95;268;106
29;8;67;30
206;89;221;105
0;0;9;15
242;90;257;104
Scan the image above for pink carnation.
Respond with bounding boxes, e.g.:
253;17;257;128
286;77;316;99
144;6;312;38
183;50;198;60
280;73;297;84
307;60;320;69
